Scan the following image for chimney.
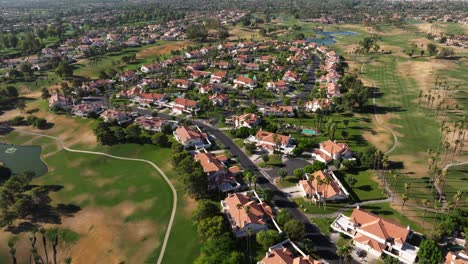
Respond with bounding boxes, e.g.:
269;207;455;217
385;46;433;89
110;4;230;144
356;205;360;209
407;226;410;230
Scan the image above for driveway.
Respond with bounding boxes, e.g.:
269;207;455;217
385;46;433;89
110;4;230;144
281;185;303;198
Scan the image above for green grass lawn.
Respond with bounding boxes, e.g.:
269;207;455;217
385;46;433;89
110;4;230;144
295;198;350;215
334;169;387;202
310;217;334;236
1;133;200;263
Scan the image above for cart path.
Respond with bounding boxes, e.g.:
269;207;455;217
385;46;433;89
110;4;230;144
14;129;176;264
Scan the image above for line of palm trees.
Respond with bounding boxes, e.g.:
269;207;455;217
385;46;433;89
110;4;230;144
8;227;72;264
303;173;332;210
236;203;254;264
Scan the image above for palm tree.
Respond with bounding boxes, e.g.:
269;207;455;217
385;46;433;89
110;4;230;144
391;171;399;202
454;190;463;209
65;257;72;264
40;228;49;264
422;199;430;227
432;201;441;230
401;194;408;210
337;244;352;264
251;175;258;190
322;177;331;211
316;177;324;208
8;240;17;264
247;228;254;264
443;141;451;160
308;174;315;205
236;203;243;228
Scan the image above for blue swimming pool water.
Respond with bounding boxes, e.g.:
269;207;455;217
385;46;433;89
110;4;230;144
302;129;317;135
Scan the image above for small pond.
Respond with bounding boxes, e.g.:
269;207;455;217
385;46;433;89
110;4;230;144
306;30;358;45
0;143;48;176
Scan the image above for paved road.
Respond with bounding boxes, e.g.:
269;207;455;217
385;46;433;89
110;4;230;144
192;120;340;262
295;54;321;100
13;129;177;264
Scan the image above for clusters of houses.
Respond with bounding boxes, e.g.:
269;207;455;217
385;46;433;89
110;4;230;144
434;34;468;49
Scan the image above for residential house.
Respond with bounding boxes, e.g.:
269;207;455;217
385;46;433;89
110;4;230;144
211;61;230;69
119;86;142;99
171;97;198;114
326;82;341;98
331;207;419;264
119;70;138;83
173;126;211;149
170;79;192;89
221;192;273;237
282;70;299;83
298;170;349;202
445;251;468;264
266;80;290;93
234;76;257;89
260;105;296;117
305;99;332;112
245;130;295;154
209;93;229;106
232;113;261;128
194;152;240;192
48;94;70;110
71;103;103;117
199;83;223;94
243;62;260;71
258;239;321;264
210;71;227;83
136;93;168;107
134;116;176;132
100;109;130;124
311;140;353;164
140;63;161;74
190;70;211;80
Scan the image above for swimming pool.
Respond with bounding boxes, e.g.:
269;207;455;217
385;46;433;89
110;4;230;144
302;129;318;136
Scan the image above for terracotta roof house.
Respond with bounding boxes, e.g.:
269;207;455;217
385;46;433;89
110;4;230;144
135;116;177;132
258;239;321;264
173;126;211;149
195;152;240;192
331;207;419;264
221;192;274;237
282;70;299;83
260;105;296;117
445;251;468;264
244;130;295;154
199;83;223;94
134;93;168;107
119;70;138;82
49;94;70;110
209;93;229;106
140;63;162;74
171;97;198;114
100;109;130;124
305;99;332;112
243;62;260;71
211;61;230;69
119;86;142;99
298;170;349;202
71;103;103;117
311;140;353;164
170;79;192;89
210;70;227;83
234;76;257;89
326;82;341;98
190;70;211;80
266;80;290;93
233;113;261;129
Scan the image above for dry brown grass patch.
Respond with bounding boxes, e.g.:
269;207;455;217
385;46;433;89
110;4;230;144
137;41;191;58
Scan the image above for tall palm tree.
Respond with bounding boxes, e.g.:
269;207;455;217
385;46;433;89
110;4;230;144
401;194;408;210
392;171;399;202
246;228;254;264
40;228;49;264
337;244;352;264
316;177;324;208
454;190;463;209
236;203;243;228
323;177;331;211
251;175;258;191
8;240;17;264
422;199;430;227
432;201;441;230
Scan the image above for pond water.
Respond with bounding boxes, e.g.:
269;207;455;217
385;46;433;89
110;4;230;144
0;143;48;176
306;30;358;45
